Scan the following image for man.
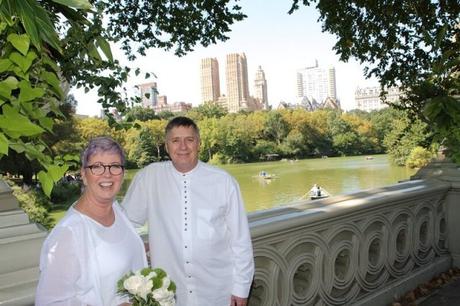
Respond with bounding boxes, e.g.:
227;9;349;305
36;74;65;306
122;116;254;306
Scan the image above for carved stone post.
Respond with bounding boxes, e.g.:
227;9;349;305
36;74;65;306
411;159;460;267
0;179;20;211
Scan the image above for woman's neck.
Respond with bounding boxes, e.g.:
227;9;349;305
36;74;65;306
75;193;115;226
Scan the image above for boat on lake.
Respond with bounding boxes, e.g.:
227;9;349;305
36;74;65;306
256;171;277;180
301;184;330;200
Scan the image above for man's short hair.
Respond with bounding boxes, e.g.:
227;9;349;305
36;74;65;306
165;116;200;138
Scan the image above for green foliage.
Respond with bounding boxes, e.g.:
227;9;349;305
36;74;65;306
384;114;431;166
11;184;53;229
102;1;246;58
130;127;159;168
187;101;228;121
32;107;434;169
406;146;434;169
116;108;426;166
50;180;81;206
0;0;83;195
263;112;289;145
124;106;158;122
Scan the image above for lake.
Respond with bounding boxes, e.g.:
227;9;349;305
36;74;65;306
121;154;417;213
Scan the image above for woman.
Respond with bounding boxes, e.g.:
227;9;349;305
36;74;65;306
35;137;147;305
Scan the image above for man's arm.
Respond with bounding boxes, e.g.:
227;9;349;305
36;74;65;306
121;168;149;228
227;177;255;299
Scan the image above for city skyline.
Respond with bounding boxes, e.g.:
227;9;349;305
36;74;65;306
74;0;378;116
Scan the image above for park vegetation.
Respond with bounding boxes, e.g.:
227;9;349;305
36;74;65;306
44;105;436;169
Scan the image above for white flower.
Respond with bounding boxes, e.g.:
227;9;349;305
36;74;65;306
123;274;144;295
160;298;175;306
118;267;175;305
146;271;157;279
138;278;153;300
161;276;171;289
152;288;170;301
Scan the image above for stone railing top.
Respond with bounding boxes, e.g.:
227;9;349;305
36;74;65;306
411;159;460;186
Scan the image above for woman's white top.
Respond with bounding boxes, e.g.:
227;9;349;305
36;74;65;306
35;202;147;306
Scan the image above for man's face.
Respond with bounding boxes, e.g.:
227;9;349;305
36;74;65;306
165;125;200;173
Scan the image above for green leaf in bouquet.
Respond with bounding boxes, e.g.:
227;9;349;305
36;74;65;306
151;277;162;289
140;267;153;277
153;268;166;279
168;281;176;293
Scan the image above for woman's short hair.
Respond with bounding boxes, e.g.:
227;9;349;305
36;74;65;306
80;137;125;168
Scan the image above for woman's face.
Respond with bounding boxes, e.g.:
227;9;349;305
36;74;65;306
81;151;124;204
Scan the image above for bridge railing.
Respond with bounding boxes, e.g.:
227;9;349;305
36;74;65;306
247;160;460;306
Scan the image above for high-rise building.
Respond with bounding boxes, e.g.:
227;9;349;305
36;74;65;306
226;53;249;113
157;95;168;106
200;58;221;103
296;60;337;108
137;82;158;108
254;66;269;110
355;86;400;112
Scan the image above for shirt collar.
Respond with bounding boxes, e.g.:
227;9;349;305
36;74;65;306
169;160;201;177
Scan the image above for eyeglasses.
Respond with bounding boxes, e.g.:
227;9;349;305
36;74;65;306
85;163;124;176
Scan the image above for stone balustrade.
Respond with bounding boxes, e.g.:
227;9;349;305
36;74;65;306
247;159;460;306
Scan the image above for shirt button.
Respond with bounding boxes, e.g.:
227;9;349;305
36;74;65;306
185;245;188;248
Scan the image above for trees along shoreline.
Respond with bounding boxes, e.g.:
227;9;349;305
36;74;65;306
73;107;434;168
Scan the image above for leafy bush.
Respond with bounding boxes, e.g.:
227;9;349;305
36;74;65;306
51;181;81;206
406;146;434;169
11;185;54;230
209;152;227;165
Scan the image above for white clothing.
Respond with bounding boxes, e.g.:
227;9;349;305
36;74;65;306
122;161;254;306
35;202;148;306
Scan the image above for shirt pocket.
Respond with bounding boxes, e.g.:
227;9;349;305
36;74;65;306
196;208;217;240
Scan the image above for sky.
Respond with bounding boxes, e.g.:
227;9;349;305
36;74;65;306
74;0;379;116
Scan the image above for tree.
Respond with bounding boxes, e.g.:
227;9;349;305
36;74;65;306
198;117;219;162
1;0;246;195
76;117;123;146
124;106;158;122
263;111;289;146
129;127;158;168
289;0;460;161
384;114;431;166
188;102;228;121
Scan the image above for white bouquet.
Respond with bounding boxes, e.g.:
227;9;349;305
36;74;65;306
117;267;176;306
